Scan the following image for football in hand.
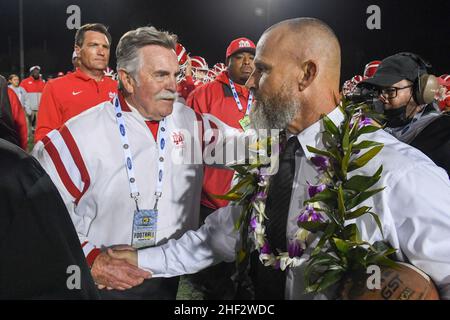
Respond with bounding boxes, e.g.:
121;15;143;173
340;262;439;300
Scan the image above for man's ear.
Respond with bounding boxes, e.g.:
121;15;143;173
74;45;81;58
117;69;134;94
297;60;318;91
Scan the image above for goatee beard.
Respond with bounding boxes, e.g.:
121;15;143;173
249;88;300;131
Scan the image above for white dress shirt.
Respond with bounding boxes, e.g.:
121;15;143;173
138;107;450;299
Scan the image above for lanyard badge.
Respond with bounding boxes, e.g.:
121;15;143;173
238;115;251;132
113;96;167;248
229;78;253;131
132;209;158;249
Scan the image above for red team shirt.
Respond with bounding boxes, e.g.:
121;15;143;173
20;76;46;94
35;68;118;142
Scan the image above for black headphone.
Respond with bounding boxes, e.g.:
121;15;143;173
397;52;439;105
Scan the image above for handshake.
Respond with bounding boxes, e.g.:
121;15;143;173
91;245;152;291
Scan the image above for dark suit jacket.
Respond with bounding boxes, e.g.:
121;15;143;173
0;139;100;299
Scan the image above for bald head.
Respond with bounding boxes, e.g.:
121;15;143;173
262;17;341;90
247;17;342;133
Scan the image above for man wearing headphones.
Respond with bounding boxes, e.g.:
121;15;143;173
360;52;450;176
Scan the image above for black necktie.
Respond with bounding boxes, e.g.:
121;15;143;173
250;136;301;299
265;136;301;251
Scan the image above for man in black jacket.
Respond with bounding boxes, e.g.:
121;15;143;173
360;52;450;176
0;134;100;299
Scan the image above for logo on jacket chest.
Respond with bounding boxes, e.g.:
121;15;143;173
172;131;185;148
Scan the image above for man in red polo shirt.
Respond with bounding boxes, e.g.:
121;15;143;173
186;37;255;299
35;23;117;142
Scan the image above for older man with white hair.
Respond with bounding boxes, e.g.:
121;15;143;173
32;26;229;299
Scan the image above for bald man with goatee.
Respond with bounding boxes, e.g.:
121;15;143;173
110;18;450;300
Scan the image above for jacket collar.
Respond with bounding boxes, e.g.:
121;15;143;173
117;91;131;112
117;91;162;123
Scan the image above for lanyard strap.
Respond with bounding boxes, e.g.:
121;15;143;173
154;118;167;210
113;96;167;210
229;78;253;116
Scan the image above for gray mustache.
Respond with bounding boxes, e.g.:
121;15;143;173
156;91;178;100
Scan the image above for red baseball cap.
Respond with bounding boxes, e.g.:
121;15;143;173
363;60;381;78
226;37;256;61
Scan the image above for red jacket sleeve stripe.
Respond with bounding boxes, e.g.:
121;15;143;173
41;135;82;201
59;124;91;199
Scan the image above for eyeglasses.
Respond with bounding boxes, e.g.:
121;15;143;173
379;84;413;99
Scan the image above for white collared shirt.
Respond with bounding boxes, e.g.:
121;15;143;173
138;107;450;299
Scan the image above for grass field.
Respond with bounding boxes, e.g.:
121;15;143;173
176;276;204;300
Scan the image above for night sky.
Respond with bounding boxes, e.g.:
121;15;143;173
1;0;449;84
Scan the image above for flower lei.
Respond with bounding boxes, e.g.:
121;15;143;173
248;166;327;271
216;99;396;294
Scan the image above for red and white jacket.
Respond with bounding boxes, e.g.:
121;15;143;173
32;94;225;266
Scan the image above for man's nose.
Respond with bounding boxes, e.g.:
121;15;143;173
167;74;177;92
97;47;106;56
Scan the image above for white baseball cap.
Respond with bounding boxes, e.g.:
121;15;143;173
29;65;41;72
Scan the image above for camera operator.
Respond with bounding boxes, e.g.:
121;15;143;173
359;52;450;176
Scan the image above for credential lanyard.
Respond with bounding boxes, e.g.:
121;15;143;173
113;96;167;211
229;78;253;116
